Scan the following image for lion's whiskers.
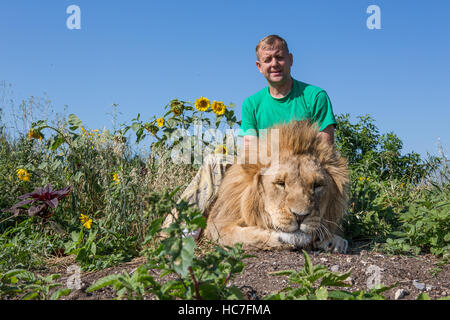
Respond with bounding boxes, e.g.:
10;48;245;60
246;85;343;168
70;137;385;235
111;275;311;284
322;218;344;233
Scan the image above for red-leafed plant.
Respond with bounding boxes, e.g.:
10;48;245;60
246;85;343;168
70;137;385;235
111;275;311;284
3;184;73;220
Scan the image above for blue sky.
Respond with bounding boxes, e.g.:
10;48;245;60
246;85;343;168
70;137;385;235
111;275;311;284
0;0;449;157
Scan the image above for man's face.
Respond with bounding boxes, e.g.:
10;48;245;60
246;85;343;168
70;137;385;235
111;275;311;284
256;43;293;85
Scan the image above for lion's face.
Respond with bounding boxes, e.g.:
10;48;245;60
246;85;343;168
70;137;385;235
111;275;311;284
259;154;335;236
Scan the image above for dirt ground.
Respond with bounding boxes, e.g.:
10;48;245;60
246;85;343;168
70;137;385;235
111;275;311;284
39;242;449;300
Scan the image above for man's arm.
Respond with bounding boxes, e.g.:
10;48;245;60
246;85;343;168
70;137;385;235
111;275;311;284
317;124;335;146
243;135;258;150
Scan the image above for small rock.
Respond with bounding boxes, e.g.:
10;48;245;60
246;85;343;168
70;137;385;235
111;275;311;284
330;265;339;272
425;284;433;291
320;258;328;263
344;277;354;285
394;289;408;300
412;280;426;291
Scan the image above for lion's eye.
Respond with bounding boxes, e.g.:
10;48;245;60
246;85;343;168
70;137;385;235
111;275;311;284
275;181;285;188
314;184;324;193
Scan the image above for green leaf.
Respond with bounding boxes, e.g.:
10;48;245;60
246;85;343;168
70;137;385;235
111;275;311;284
225;286;245;300
315;287;328;300
3;269;28;282
48;135;65;151
131;122;141;132
417;292;431;300
174;236;196;277
198;283;220;300
50;288;71;300
268;270;296;277
68;114;83;131
86;274;122;292
328;290;355;300
302;250;313;276
148;217;164;237
21;292;39;300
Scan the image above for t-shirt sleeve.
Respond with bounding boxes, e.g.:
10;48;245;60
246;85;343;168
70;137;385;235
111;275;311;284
238;98;258;136
311;91;337;131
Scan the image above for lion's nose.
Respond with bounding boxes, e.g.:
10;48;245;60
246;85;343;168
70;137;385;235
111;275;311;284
292;211;310;224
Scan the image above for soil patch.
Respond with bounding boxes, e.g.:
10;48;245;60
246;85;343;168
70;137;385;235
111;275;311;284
37;243;449;300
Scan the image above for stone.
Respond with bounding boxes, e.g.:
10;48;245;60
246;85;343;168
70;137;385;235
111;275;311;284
412;280;426;291
394;289;408;300
344;276;355;286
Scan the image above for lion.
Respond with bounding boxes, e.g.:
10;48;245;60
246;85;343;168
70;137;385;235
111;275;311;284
203;120;350;253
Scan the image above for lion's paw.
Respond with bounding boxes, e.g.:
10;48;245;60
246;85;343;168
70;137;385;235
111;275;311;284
314;235;348;254
278;231;313;249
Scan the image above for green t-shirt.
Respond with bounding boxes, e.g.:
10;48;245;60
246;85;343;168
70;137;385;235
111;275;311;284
238;78;337;136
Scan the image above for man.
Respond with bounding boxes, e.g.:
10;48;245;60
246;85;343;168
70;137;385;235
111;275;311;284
239;34;336;149
167;35;338;234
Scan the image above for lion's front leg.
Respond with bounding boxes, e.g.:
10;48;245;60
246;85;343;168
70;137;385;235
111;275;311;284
313;234;348;253
207;224;295;250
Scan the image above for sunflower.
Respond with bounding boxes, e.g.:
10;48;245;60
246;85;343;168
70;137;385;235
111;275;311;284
195;97;210;112
211;101;226;115
214;144;228;155
16;168;31;182
156;117;165;128
27;129;43;141
170;99;184;116
171;106;182;116
80;214;93;229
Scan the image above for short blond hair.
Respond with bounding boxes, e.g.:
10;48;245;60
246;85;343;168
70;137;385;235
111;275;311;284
255;35;289;60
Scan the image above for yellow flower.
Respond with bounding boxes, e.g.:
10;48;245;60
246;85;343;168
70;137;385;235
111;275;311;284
214;144;228;155
156;117;165;128
27;129;43;141
80;214;92;229
112;173;120;184
195;97;210;112
16;168;31;182
211;101;226;115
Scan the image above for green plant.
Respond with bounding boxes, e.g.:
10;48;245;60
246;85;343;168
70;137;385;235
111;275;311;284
383;187;450;258
0;269;27;298
88;188;249;300
15;271;71;300
264;250;395;300
86;265;167;300
0;269;70;300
